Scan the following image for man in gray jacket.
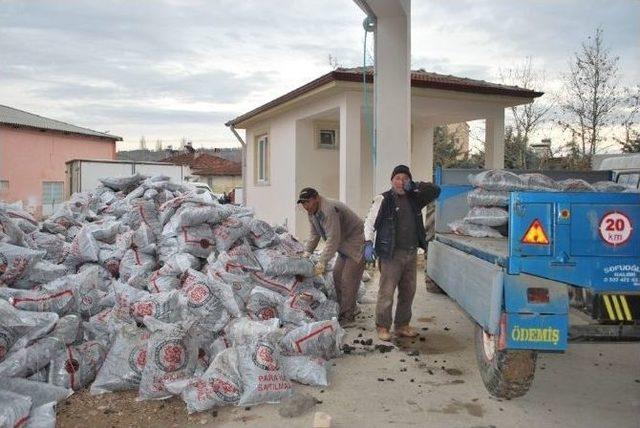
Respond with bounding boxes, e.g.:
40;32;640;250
298;187;365;324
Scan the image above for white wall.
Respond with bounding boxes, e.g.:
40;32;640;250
245;93;346;237
373;0;412;194
294;118;340;239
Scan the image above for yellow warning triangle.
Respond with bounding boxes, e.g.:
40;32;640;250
521;219;550;245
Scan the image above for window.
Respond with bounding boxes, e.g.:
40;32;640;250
314;121;339;149
42;181;64;205
256;134;269;184
0;180;8;193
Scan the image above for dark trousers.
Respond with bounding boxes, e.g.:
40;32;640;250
333;254;365;320
376;249;417;329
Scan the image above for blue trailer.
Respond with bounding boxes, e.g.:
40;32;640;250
426;168;640;398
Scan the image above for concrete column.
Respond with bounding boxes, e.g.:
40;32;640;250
485;108;505;169
339;92;362;210
411;126;434;181
372;0;411;194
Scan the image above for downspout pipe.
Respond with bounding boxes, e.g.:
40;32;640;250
229;125;247;206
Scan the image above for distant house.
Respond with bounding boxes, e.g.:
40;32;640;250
226;67;542;238
162;147;242;194
447;122;470;156
0;105;121;217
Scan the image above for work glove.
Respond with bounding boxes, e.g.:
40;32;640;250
314;262;325;276
364;241;376;263
302;251;312;259
403;179;417;193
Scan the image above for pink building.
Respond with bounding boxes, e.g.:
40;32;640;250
0;105;121;217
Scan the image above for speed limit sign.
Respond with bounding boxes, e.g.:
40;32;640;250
599;212;633;246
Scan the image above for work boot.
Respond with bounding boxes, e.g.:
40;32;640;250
339;316;357;328
395;325;419;338
376;326;392;342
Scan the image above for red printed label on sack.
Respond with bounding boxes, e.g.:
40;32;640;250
256;372;290;392
154;340;187;372
257;306;278;320
185;283;212;308
193;377;241;403
129;347;147;377
132;301;157;318
252;342;279;371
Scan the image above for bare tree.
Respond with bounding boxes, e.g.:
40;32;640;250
615;86;640;153
559;28;621;159
155;139;163;151
139;136;147;150
500;57;552;169
328;54;341;70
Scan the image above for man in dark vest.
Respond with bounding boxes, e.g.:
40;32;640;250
364;165;441;341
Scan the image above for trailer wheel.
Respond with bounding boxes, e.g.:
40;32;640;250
474;324;537;399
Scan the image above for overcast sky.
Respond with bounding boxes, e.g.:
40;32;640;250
1;0;638;151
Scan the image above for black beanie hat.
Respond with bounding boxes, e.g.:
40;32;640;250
391;164;412;180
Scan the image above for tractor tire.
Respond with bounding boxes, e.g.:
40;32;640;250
474;324;537;399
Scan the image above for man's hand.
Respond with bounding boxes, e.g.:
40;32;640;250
403;179;417;192
302;251;312;259
364;241;376;263
314;262;325;276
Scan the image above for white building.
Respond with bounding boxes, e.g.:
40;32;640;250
226;67;542;238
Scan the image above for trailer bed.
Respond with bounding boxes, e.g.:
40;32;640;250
435;233;508;267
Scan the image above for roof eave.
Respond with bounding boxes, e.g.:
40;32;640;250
0;122;122;141
226;70;544;128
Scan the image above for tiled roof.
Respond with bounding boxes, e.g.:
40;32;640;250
162;152;241;176
226;67;544;127
0;104;121;140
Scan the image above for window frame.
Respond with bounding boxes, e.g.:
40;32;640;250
255;133;270;185
42;181;64;205
314;121;339;150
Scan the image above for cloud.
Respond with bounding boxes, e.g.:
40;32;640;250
0;0;637;150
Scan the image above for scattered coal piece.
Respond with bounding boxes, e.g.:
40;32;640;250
410;379;415;383
377;378;385;382
407;350;419;356
353;339;361;344
386;377;395;381
374;344;395;353
444;327;450;331
342;344;356;354
358;333;363;338
362;338;373;346
400;368;407;372
419;337;425;342
427;369;434;375
399;359;406;363
421;327;428;331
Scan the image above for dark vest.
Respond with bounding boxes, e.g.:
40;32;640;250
373;189;427;260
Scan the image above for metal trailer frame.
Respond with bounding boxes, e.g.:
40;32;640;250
427;168;640;354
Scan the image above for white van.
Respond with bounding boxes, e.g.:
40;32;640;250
597;154;640;189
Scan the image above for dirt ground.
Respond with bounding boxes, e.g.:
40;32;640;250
56;264;640;428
